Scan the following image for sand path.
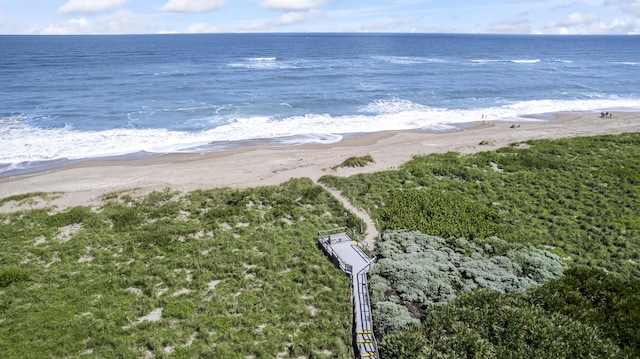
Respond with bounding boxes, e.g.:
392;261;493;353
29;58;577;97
316;182;379;250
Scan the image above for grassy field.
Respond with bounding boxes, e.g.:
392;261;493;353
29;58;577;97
0;179;357;358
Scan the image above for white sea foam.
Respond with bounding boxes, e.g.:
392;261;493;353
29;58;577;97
470;59;499;64
1;98;640;170
511;59;541;64
373;56;447;65
247;57;276;61
470;59;541;64
228;57;294;70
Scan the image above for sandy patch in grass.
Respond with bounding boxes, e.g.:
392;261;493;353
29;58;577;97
207;280;221;290
123;308;163;329
45;252;60;268
126;287;143;296
489;161;504;172
185;332;197;346
306;305;318;316
78;255;94;263
194;230;214;239
172;288;191;296
57;223;83;243
34;235;46;246
156;285;169;297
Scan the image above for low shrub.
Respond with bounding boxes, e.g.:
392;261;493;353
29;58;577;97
333;155;374;169
0;267;31;287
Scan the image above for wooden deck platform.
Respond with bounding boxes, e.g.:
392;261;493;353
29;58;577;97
318;228;379;358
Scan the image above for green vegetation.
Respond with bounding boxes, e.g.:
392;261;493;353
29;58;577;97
0;179;355;358
370;230;565;336
380;190;501;239
380;289;624;358
379;267;640;358
320;132;640;357
0;267;31;287
0;191;57;207
320;133;640;276
2;132;640;358
332;154;375;170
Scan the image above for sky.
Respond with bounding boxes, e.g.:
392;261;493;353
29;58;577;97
0;0;639;35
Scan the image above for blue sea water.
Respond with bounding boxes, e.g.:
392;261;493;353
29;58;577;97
1;33;639;176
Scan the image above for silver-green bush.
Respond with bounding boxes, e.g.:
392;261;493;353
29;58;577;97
371;230;565;335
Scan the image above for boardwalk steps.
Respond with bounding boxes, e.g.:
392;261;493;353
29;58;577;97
318;227;379;359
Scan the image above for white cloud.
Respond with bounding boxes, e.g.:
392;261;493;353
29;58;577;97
41;10;154;34
487;19;532;34
239;9;323;31
58;0;127;14
604;0;640;15
161;0;227;13
260;0;324;11
275;9;322;26
187;22;223;33
344;18;411;33
41;17;91;35
598;17;640;34
544;12;598;29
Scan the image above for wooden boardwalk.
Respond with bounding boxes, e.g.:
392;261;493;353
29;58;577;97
318;228;379;358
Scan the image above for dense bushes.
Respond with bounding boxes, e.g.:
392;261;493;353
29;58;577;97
528;266;640;354
380;189;502;239
380;289;625;358
380;267;640;358
370;230;565;336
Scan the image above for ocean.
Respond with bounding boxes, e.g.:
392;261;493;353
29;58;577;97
1;33;639;176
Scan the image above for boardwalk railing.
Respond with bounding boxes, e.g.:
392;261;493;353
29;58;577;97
318;227;374;259
318;227;379;358
354;265;379;358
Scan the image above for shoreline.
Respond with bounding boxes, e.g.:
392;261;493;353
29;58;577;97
1;111;639;212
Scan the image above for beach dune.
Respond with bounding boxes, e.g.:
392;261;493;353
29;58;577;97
1;112;639;212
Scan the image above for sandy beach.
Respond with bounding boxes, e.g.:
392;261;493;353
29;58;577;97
1;111;639;212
